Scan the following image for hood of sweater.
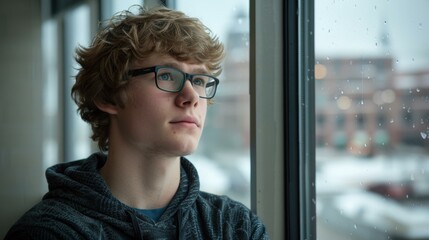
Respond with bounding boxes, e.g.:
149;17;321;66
43;152;199;239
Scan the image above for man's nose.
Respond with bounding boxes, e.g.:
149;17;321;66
175;80;199;107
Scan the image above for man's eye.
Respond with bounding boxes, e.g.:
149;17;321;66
192;78;205;86
158;73;173;81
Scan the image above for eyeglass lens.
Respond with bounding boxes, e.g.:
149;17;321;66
156;67;217;98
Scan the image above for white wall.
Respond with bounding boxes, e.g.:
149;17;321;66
0;0;45;237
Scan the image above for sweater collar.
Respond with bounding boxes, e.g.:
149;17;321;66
45;153;201;223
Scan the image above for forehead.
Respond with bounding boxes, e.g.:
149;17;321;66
133;53;208;73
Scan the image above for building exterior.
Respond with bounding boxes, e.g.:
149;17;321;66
315;57;429;156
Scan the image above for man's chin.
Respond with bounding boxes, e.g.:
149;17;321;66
167;138;200;157
180;148;197;157
177;144;198;157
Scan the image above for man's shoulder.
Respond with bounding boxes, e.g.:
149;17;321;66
189;192;269;239
194;191;260;224
5;199;98;240
197;191;249;212
20;198;83;218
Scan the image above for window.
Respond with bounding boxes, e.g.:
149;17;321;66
315;1;429;239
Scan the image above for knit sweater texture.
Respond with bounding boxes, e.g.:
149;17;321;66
5;153;269;239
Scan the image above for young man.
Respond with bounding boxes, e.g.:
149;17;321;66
6;6;268;239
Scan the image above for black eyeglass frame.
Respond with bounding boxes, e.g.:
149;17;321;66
127;66;220;99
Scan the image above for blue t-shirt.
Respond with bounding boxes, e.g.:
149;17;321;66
136;207;166;222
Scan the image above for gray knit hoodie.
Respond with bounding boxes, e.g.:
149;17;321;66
5;153;268;239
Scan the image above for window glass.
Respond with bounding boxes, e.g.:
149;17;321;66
42;18;59;170
176;0;251;207
63;4;92;161
101;0;143;19
315;1;429;239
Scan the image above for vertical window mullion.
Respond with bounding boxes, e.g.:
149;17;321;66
284;0;300;238
251;0;285;239
298;0;316;239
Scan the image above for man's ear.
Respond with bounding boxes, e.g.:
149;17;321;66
94;100;119;115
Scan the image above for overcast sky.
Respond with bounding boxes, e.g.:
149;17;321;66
315;0;429;71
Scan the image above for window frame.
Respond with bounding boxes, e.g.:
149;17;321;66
249;0;284;239
251;0;315;239
297;0;315;239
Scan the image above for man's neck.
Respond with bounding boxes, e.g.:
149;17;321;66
100;148;181;210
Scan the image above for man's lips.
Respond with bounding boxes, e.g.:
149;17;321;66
170;116;200;127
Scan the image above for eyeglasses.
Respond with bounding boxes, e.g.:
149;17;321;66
128;66;220;99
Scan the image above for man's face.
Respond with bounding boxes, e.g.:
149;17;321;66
110;53;208;158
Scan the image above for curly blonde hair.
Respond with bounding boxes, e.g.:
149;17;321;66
71;6;225;151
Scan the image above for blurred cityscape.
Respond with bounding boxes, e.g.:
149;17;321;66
316;57;429;157
315;42;429;240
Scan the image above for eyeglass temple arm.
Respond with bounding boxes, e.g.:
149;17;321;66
128;67;157;77
206;81;216;87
